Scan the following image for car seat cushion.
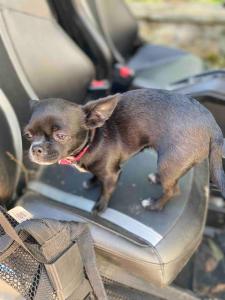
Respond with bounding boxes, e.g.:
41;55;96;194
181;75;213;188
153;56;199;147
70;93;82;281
17;151;209;286
128;44;188;72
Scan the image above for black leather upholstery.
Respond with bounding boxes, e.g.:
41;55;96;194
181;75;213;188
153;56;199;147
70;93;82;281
52;0;204;83
0;89;22;204
0;0;95;127
18;151;209;286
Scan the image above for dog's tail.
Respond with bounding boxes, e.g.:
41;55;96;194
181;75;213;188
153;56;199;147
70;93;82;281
210;136;225;198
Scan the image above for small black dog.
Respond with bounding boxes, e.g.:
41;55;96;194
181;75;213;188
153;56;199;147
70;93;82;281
25;89;225;214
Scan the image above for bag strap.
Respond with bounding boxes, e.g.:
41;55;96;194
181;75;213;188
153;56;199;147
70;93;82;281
0;211;28;249
0;211;47;263
77;225;108;300
0;211;107;299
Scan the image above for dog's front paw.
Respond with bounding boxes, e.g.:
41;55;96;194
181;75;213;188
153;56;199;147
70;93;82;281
141;198;162;211
92;201;107;215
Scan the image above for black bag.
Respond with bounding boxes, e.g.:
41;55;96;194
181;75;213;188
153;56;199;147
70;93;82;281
0;206;107;300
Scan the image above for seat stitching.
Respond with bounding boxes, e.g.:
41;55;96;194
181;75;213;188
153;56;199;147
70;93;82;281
93;224;202;266
0;6;54;22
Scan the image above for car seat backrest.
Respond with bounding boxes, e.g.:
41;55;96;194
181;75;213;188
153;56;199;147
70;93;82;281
94;0;138;59
0;89;22;205
53;0;138;76
0;0;95;127
52;0;112;79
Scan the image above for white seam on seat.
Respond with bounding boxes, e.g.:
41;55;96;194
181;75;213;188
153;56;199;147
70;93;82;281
28;180;163;247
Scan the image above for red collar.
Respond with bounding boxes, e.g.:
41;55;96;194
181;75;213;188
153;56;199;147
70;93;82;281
58;145;90;165
58;130;95;166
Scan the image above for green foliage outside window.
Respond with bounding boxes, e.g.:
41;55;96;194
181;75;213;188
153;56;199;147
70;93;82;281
127;0;224;4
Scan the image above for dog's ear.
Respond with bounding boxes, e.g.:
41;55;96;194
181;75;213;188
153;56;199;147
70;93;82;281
82;94;120;128
29;99;39;111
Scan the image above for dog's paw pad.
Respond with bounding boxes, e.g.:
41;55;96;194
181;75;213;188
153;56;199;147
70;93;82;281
83;178;99;190
148;173;157;184
141;199;152;208
141;198;162;211
83;180;91;189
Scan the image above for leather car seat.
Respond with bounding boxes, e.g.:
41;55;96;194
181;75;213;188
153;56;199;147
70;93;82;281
52;0;204;87
17;150;209;286
0;0;95;127
0;0;209;291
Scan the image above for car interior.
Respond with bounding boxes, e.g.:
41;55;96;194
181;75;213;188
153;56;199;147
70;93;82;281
0;0;225;299
52;0;204;88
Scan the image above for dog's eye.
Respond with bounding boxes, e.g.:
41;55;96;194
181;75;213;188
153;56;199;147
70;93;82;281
56;133;66;140
24;131;33;140
52;125;60;131
53;131;69;142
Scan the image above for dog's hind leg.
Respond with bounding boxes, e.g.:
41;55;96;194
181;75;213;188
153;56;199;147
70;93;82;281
142;180;180;211
142;150;193;211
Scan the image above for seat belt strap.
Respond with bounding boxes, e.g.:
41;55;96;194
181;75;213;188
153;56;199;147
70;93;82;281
95;0;125;65
77;225;108;300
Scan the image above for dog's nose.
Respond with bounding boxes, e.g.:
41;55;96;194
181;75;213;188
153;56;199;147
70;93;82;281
32;145;44;156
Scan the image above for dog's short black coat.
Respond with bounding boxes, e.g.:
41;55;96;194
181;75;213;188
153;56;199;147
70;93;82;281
25;89;225;214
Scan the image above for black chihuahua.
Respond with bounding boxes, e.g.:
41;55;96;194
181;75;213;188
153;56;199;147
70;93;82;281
25;89;225;214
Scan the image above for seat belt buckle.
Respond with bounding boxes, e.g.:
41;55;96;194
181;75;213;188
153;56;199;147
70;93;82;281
112;64;135;92
88;79;110;99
